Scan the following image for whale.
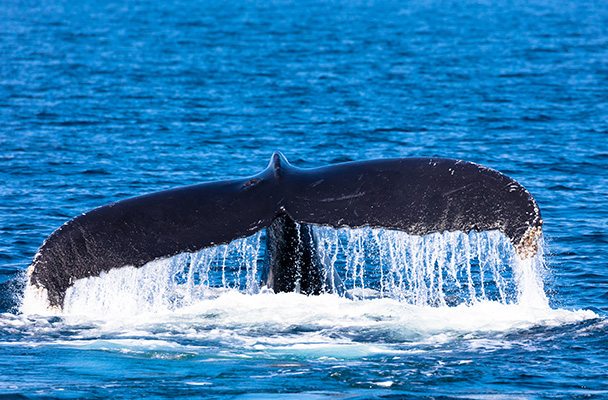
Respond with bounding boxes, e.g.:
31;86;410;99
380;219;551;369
27;152;542;309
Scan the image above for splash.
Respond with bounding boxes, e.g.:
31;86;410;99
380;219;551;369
21;227;550;316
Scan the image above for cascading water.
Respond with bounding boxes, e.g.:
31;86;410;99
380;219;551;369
313;227;547;307
60;231;265;316
21;227;550;316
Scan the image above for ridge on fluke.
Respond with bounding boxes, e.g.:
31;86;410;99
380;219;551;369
27;152;542;309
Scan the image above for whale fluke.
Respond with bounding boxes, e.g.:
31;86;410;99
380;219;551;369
28;152;542;308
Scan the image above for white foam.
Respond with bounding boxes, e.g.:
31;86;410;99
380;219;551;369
6;289;598;360
60;291;595;338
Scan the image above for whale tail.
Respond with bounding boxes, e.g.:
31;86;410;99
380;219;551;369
28;152;542;308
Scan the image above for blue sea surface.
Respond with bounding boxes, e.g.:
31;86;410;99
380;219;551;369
1;0;607;398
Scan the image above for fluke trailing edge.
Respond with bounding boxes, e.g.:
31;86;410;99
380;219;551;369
28;152;542;308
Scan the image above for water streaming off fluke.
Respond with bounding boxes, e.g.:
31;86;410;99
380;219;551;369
21;228;548;316
313;227;547;307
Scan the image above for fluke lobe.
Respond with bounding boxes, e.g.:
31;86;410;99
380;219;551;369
27;152;543;309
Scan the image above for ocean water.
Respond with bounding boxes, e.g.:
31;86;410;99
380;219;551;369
1;0;608;398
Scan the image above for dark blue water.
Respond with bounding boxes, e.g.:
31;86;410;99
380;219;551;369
1;0;607;398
